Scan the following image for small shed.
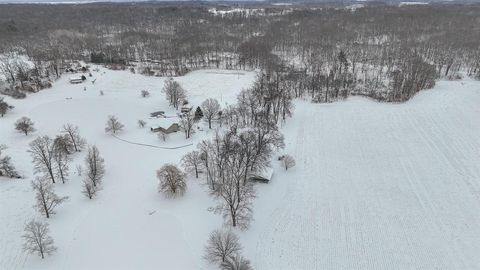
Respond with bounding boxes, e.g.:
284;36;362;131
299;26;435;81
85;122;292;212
69;77;83;84
150;111;165;118
248;167;274;183
181;106;192;114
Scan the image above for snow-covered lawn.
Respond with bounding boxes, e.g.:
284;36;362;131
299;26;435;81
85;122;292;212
0;67;256;270
1;67;480;270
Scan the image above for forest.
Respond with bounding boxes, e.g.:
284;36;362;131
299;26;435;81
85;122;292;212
0;2;479;103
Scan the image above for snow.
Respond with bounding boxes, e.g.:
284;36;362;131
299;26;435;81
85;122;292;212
242;78;480;269
0;66;256;270
1;65;480;269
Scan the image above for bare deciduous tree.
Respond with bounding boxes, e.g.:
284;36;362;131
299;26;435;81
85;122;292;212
282;154;296;171
62;124;86;152
53;135;74;155
157;164;186;198
181;150;203;178
204;229;242;264
157;130;169;141
32;176;68;218
138;120;147;128
220;255;253;270
162;79;186;110
105;115;124;134
53;137;71;184
0;97;14;117
15;116;35;136
29;136;56;183
22;220;57;259
0;144;19;178
85;145;105;188
202;98;220;129
179;111;195;139
81;179;98;199
141;90;150;97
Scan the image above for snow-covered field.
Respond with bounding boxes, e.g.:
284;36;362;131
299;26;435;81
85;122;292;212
244;79;480;269
1;67;480;270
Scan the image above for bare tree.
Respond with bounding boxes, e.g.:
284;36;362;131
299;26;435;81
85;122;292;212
0;97;14;117
181;150;203;178
81;179;98;199
31;176;68;218
214;173;255;229
157;130;169;141
53;137;71;184
53;135;74;155
15;117;35;136
141;90;150;97
29;136;56;183
282;154;295;171
85;145;105;188
157;164;186;198
22;220;57;259
0;144;19;178
105;115;124;134
162;79;186;110
202;98;220;129
179;111;195;139
204;229;242;264
282;155;295;171
138;120;147;128
220;255;253;270
62;124;86;152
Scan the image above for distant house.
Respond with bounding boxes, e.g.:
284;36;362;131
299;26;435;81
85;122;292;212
151;123;180;134
69;77;83;84
248;167;274;183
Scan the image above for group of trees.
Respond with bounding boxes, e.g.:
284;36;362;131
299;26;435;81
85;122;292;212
180;98;285;229
20;123;108;259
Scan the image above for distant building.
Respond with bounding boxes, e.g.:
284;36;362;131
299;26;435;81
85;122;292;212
150;111;165;118
248;167;274;183
151;123;180;134
69;77;83;84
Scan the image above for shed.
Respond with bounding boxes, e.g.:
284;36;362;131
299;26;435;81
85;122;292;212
69;77;83;84
150;111;165;118
248;167;274;183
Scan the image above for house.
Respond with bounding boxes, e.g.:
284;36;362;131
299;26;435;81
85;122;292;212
69;77;83;84
151;123;180;134
248;167;274;183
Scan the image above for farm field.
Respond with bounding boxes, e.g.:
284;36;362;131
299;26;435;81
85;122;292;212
242;78;480;269
1;67;480;270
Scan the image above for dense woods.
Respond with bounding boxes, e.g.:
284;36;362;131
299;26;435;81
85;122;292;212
0;3;478;102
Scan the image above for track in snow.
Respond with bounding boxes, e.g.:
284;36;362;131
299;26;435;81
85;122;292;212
249;80;480;270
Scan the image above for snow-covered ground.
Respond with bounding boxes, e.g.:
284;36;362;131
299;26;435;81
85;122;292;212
0;67;256;270
244;79;480;269
1;66;480;270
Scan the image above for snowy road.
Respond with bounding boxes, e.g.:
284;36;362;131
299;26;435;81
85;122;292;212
246;79;480;269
